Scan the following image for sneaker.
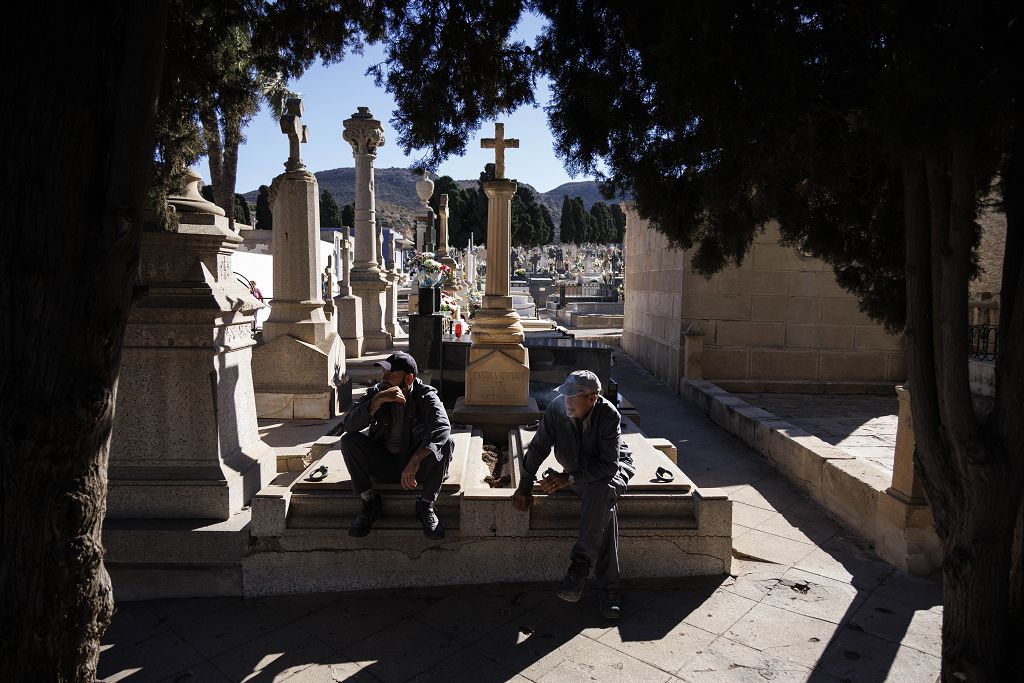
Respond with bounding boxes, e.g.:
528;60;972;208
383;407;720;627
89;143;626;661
348;494;382;537
415;498;445;540
556;558;590;602
599;588;621;620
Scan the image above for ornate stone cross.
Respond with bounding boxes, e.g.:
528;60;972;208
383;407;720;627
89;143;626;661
280;98;309;172
481;122;519;179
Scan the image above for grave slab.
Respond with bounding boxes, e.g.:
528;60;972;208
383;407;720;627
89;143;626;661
243;410;732;595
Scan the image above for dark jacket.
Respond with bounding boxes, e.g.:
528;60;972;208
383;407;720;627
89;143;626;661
521;394;635;488
343;378;453;462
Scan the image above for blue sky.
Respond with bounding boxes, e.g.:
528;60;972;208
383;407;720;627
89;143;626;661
225;13;594;194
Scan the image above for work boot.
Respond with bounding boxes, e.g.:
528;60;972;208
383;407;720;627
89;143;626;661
415;498;445;540
556;558;590;603
348;494;382;537
599;587;622;620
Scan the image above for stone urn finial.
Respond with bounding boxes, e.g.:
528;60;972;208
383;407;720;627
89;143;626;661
166;168;226;217
416;170;434;208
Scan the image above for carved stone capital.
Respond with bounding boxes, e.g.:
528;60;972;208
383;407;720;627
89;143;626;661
342;125;385;156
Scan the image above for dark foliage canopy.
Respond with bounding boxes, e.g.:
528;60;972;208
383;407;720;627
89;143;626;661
533;0;1017;332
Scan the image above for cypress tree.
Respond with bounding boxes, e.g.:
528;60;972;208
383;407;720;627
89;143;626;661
255;184;272;230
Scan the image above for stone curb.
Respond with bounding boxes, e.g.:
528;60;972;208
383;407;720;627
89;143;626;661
681;379;891;557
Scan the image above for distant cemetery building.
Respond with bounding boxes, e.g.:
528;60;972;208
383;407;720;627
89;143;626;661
622;206;906;393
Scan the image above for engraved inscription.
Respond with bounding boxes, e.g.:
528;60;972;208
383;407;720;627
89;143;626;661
217;255;232;282
468;367;528;403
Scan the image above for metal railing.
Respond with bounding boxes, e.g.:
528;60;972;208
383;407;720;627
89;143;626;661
969;324;999;362
555;283;619;308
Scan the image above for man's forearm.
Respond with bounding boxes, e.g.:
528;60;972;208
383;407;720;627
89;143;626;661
408;447;430;466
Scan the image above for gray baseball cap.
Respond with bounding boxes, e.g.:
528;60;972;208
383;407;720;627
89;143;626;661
555;370;602;396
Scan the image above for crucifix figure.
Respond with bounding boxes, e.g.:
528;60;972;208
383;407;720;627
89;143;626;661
481;122;519;180
280;97;309;172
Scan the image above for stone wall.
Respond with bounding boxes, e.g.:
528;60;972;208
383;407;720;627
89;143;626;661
621;207;686;389
972;206;1007;296
624;209;906;392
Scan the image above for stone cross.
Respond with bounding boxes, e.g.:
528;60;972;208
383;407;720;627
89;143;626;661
481;123;519;179
280;98;309;172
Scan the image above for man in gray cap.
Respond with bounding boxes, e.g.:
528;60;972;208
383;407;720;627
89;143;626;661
339;351;453;539
512;370;635;619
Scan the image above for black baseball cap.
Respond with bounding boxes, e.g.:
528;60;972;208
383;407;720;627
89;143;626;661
375;351;418;375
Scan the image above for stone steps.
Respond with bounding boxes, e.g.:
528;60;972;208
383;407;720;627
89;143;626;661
243;419;733;596
285;427;480;530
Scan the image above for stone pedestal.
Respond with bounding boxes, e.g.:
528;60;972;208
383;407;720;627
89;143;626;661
351;277;392;351
108;216;275;520
888;384;928;504
408;313;444;376
336;295;365;358
682;321;705;384
464;179;530;407
252;169;346;418
464;343;531;406
875;384;942;574
384;257;406;340
334;232;364;357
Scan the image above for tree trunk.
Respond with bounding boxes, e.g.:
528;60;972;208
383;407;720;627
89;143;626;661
200;107;231;214
223;112;242;225
998;112;1024;649
0;5;166;680
904;140;1024;680
201;107;243;227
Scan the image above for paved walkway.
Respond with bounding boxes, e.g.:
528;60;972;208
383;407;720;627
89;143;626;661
98;352;941;682
736;393;899;474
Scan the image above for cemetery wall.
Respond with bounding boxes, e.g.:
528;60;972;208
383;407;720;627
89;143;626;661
621;206;686;388
623;210;906;392
973;207;1006;296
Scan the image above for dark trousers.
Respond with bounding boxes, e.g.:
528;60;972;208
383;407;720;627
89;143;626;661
339;430;450;502
570;473;628;588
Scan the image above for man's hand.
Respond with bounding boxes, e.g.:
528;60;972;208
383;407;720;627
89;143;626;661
401;448;429;490
371;386;406;414
401;459;419;489
511;488;533;512
539;473;573;494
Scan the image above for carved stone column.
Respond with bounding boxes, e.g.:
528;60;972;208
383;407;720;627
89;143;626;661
343;106;391;351
463;179;530;406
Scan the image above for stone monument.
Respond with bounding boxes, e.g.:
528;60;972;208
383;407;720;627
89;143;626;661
343;106;392;351
455;123;538;437
415;171;436;253
251;98;347;419
437;193;457;270
104;171;276;596
333;229;364;357
382;228;407;340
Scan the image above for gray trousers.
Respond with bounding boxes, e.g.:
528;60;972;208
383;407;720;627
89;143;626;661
570;473;628;588
339;430;450;502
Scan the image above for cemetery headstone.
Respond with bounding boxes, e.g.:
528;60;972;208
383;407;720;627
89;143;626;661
252;98;347;418
333;230;364;357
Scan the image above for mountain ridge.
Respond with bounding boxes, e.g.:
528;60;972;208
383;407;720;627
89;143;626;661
242;167;622;231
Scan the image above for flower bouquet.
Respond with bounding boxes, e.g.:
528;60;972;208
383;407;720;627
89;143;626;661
407;253;444;290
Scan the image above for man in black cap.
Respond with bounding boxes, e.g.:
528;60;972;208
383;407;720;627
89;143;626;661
511;370;634;619
339;351;453;539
